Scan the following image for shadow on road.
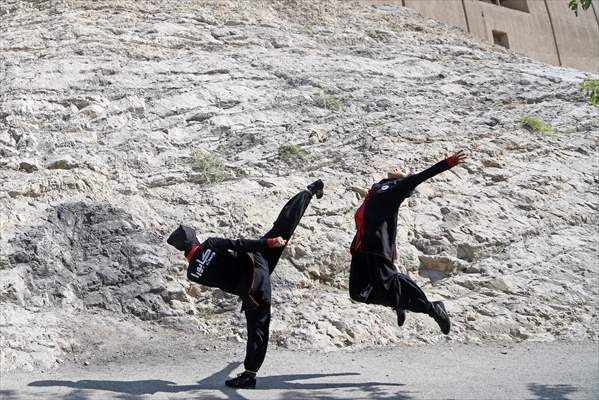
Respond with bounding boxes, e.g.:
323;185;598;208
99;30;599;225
0;390;18;400
28;378;202;396
27;362;410;399
527;383;579;400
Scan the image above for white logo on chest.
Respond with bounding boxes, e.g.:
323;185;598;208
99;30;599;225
191;248;215;278
381;184;389;191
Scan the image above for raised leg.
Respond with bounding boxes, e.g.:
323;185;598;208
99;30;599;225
261;190;314;273
349;252;372;302
351;252;432;314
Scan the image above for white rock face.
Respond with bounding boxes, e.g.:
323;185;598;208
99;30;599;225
1;0;598;371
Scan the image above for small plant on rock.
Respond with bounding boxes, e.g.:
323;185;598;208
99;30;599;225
315;91;342;111
189;149;227;184
518;115;556;136
279;144;308;162
579;78;599;106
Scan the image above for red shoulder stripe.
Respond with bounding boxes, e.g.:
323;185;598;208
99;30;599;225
185;243;200;262
351;189;372;251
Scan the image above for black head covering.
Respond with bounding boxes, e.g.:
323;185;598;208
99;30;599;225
167;224;199;253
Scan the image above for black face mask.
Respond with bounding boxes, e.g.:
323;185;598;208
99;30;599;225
167;224;199;253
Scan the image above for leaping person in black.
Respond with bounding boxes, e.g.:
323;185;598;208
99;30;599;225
167;179;324;389
349;150;466;334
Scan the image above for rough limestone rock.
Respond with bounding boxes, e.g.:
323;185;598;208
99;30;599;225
1;0;598;371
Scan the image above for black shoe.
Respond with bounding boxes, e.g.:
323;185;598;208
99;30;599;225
307;179;324;199
396;308;406;327
430;301;451;335
225;372;256;389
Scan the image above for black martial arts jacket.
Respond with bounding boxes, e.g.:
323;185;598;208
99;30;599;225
167;225;274;310
350;158;453;262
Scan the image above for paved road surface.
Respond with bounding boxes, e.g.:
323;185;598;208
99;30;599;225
1;342;597;399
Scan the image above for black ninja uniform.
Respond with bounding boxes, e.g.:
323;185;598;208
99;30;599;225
349;156;459;333
167;188;316;376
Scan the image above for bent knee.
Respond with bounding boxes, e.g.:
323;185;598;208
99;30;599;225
349;287;368;303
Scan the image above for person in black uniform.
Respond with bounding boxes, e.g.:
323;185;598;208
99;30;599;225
349;150;466;334
167;179;324;389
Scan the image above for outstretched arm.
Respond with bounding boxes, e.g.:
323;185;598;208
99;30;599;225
392;150;466;194
209;236;286;252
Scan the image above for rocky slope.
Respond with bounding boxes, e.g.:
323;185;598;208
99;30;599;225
1;0;598;372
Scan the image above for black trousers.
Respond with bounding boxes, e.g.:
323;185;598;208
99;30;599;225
349;252;432;314
243;190;313;372
259;189;313;273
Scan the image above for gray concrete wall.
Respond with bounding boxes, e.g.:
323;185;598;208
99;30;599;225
359;0;599;72
404;0;468;30
464;0;561;66
544;0;599;71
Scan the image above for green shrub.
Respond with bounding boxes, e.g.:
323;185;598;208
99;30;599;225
568;0;593;16
189;150;227;184
518;115;555;136
315;91;342;111
280;144;308;162
580;78;599;106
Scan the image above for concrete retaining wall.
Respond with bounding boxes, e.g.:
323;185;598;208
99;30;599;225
360;0;599;72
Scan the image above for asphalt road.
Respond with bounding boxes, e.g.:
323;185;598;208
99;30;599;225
1;342;597;399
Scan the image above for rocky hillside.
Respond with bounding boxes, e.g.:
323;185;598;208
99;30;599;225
1;0;598;372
